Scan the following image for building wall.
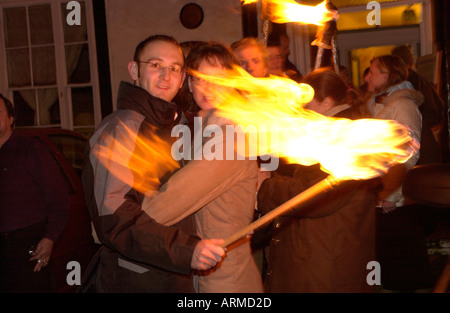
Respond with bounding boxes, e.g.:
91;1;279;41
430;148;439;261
105;0;243;106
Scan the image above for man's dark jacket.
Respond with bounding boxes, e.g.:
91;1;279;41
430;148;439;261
80;81;199;292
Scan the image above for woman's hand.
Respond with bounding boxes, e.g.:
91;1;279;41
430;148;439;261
381;200;397;214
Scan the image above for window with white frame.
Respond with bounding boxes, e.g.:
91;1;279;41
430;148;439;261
1;0;100;138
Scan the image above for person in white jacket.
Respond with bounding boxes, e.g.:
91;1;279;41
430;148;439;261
365;55;433;292
365;55;423;211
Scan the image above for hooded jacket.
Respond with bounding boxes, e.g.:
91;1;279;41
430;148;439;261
371;83;424;206
81;81;199;292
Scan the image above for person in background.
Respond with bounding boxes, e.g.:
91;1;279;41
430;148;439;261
0;94;70;292
266;40;287;79
364;55;422;212
391;45;448;164
231;37;269;78
142;42;264;293
231;36;274;281
80;35;225;293
257;68;381;292
365;55;433;292
267;37;303;83
279;32;303;82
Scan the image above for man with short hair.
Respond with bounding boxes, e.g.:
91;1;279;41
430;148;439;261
266;41;286;78
81;35;225;293
279;33;303;82
266;33;303;83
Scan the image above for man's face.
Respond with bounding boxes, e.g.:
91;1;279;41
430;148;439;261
0;99;13;140
129;40;185;102
365;61;388;93
266;46;284;76
279;35;290;60
234;46;268;78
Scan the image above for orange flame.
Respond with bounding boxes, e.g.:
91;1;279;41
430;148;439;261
263;0;337;26
192;66;419;181
241;0;258;4
241;0;337;26
93;121;180;195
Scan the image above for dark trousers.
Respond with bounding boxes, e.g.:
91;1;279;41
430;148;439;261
0;220;53;293
376;204;433;291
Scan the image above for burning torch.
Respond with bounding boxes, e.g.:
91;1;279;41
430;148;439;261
311;0;339;72
243;0;338;50
139;2;418;249
261;0;271;46
204;67;419;249
134;65;418;250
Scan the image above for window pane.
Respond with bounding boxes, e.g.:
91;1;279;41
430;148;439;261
37;88;60;125
32;46;57;85
3;7;28;48
71;87;94;126
66;44;90;83
29;4;54;45
7;48;31;87
13;90;36;126
61;1;87;43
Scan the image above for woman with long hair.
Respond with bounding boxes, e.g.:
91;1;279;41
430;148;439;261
365;55;433;292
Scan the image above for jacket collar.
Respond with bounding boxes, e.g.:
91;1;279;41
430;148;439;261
116;81;177;129
385;81;414;96
323;104;351;117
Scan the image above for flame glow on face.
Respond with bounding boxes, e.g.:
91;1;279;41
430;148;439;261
188;58;231;110
194;66;419;180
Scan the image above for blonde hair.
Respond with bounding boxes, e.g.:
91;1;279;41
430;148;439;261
231;37;268;66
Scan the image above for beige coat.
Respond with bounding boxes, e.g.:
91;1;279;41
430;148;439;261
372;86;423;206
143;109;263;293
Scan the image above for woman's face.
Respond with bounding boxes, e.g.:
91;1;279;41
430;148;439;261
189;58;228;110
304;97;334;115
364;60;389;93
